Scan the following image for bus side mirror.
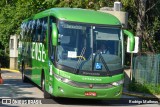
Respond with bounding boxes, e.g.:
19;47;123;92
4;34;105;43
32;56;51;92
123;30;139;53
127;36;139;53
52;23;58;46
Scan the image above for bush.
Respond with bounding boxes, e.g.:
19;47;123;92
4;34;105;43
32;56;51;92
0;50;9;68
128;79;160;95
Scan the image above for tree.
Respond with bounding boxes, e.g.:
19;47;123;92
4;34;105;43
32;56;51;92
121;0;160;53
0;0;160;54
136;0;160;53
135;0;148;52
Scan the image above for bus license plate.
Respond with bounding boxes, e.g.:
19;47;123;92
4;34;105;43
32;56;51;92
85;92;97;96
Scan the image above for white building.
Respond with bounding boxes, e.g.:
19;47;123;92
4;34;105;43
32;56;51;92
9;35;18;69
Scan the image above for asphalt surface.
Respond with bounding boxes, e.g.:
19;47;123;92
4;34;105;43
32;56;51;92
0;70;43;98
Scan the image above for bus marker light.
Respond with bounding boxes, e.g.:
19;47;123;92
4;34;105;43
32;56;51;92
58;87;64;93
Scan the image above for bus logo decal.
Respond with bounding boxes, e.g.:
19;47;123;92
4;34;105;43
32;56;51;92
89;84;93;88
31;42;46;62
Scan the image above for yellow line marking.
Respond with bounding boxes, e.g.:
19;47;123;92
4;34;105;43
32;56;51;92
1;68;20;73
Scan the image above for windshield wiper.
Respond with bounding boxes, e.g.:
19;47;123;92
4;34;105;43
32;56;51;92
75;47;86;74
99;53;112;76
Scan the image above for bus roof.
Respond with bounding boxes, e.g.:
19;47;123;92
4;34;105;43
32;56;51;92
29;8;121;26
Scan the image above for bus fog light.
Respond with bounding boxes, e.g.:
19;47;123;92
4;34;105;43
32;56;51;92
58;87;64;93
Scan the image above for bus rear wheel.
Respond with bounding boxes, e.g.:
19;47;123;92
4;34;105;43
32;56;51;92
22;64;28;83
41;74;51;99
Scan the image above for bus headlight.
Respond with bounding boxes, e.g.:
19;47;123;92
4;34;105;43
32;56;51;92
54;73;71;84
111;79;124;86
54;73;62;81
61;78;71;83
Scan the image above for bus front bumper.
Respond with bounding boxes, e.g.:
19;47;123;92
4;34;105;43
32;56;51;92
50;78;123;99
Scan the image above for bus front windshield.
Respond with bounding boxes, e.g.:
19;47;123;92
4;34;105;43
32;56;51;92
56;21;122;76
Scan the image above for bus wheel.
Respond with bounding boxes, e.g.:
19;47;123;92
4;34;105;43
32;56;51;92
22;64;28;83
41;74;51;99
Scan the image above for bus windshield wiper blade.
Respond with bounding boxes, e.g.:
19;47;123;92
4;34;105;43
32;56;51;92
75;47;86;74
92;52;111;76
99;53;112;76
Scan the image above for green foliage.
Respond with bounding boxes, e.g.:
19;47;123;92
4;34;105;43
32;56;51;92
0;50;9;68
128;79;160;95
150;17;160;53
0;0;114;50
0;0;159;50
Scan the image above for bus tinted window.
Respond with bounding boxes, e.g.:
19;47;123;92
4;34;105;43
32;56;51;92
21;18;47;43
32;20;37;42
36;19;42;42
20;23;25;40
41;18;47;42
31;20;36;40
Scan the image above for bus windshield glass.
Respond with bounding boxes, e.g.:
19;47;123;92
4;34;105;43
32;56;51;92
56;21;122;75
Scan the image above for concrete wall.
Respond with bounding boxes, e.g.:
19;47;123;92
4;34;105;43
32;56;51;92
9;35;18;70
99;7;128;29
10;35;18;58
10;57;18;70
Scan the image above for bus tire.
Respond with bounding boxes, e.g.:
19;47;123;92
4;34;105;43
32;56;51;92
41;74;51;99
22;64;28;83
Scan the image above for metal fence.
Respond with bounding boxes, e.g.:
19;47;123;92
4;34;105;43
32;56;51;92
133;54;160;91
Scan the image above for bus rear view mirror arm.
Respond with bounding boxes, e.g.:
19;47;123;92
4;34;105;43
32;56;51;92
52;23;58;46
123;30;135;52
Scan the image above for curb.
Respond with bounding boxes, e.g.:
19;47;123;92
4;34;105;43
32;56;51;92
1;68;20;73
123;92;159;99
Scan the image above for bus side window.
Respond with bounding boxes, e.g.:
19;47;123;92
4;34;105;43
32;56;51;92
20;23;25;41
36;19;42;42
24;23;27;38
26;21;30;42
24;23;28;42
28;21;32;40
41;18;47;43
32;20;37;42
31;20;36;42
27;21;29;36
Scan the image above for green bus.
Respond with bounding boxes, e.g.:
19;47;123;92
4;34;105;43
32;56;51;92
18;8;135;99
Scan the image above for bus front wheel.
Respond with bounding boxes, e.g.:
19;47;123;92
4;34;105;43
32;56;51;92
41;74;51;99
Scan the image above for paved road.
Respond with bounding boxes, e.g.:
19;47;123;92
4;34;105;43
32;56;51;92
0;70;159;107
0;70;43;98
